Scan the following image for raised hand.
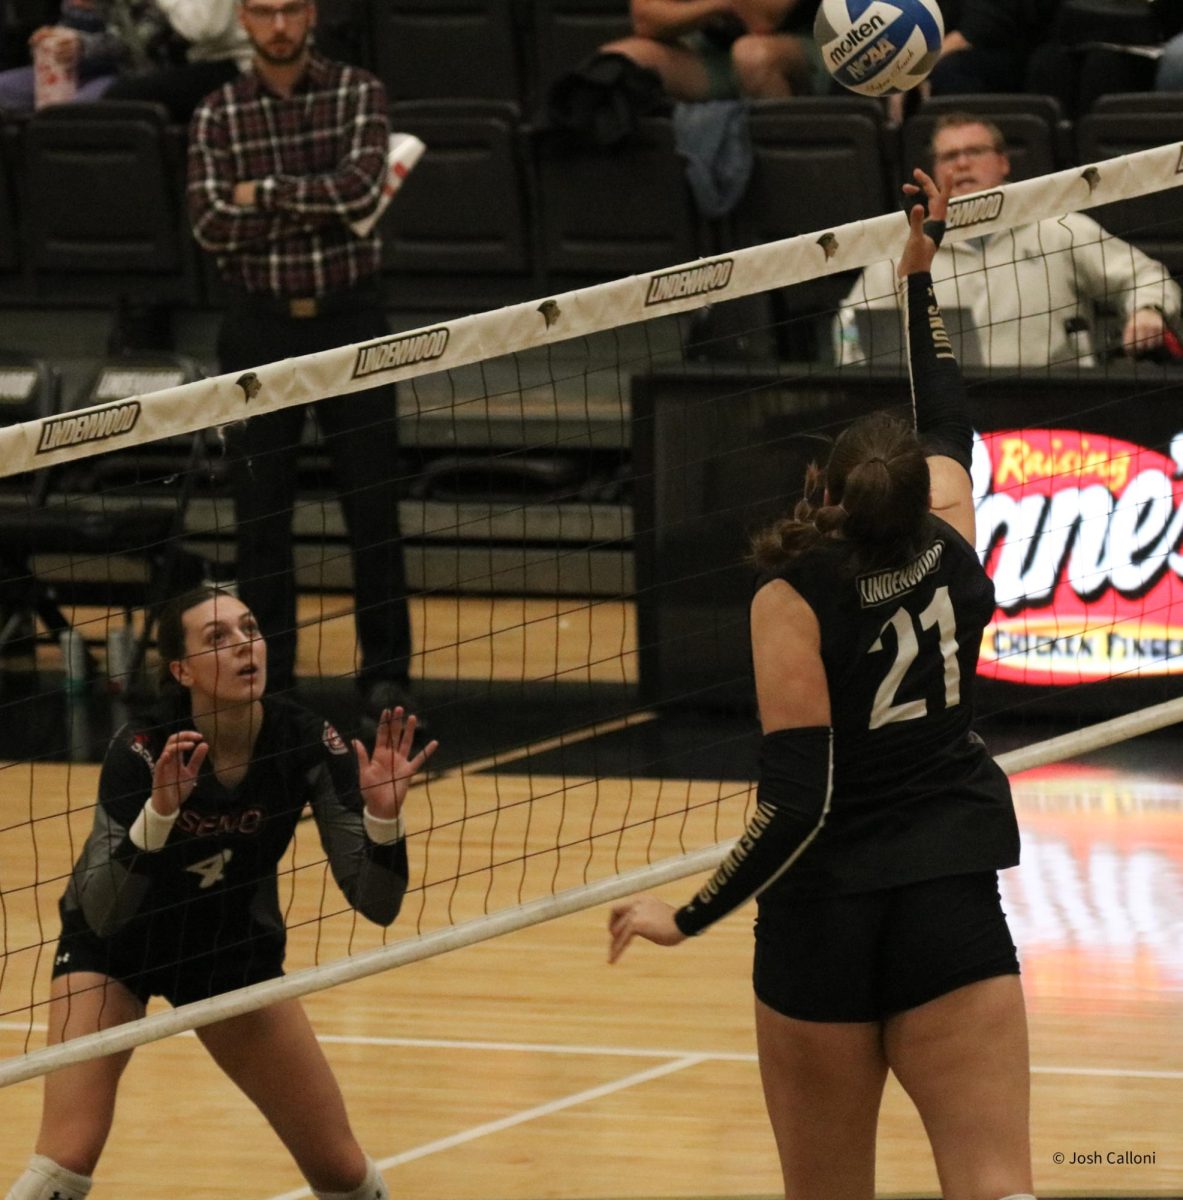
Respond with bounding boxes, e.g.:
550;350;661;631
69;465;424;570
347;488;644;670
1122;306;1167;357
353;707;439;820
897;166;951;279
29;26;80;62
150;731;210;816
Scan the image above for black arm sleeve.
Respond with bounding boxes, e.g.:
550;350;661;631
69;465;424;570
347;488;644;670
310;749;410;928
905;271;974;470
674;727;832;937
72;735;159;937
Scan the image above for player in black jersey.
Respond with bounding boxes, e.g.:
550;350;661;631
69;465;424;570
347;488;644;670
6;587;438;1200
609;172;1034;1200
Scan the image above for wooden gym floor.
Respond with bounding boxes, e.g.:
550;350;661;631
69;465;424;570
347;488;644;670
0;596;1180;1198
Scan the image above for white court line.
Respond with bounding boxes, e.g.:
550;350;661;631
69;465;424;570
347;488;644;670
307;1033;1183;1079
5;1021;1182;1079
261;1054;708;1200
314;1031;756;1061
1030;1064;1183;1080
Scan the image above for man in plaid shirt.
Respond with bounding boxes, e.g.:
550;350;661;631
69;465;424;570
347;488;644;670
187;0;414;729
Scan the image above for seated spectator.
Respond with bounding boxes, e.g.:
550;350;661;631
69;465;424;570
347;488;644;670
0;0;161;113
104;0;251;122
600;0;826;102
836;112;1181;368
929;0;1060;96
932;0;1169;115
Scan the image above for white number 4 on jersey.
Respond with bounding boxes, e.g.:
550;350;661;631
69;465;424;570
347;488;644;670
186;849;233;889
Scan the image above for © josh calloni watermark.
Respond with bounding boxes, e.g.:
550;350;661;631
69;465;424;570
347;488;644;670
1051;1149;1157;1165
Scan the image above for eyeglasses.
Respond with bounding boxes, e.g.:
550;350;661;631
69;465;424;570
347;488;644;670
932;144;1001;166
242;1;309;22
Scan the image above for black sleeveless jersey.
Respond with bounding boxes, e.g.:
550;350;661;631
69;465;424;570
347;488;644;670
60;694;409;975
761;513;1019;899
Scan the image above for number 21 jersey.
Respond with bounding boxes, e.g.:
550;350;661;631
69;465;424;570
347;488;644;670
765;512;1020;899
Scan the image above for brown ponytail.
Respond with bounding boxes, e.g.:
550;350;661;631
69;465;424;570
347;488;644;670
751;412;930;574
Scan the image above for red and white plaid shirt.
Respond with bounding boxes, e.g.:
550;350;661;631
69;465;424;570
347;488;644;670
187;52;388;299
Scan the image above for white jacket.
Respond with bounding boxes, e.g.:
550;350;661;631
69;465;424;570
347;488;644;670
155;0;251;67
836;211;1181;367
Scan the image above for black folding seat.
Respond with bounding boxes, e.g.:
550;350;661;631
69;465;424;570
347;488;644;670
370;0;524;103
382;100;536;314
0;354;210;681
532;115;704;291
530;0;633;105
0;113;18;278
21;101;201;308
727;100;895;361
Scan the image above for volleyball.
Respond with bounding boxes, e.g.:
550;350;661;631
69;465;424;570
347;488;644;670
815;0;944;97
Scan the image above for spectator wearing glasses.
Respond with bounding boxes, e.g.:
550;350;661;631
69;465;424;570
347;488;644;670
836;113;1181;368
188;0;418;727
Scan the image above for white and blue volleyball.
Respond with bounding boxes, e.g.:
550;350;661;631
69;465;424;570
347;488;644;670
815;0;944;97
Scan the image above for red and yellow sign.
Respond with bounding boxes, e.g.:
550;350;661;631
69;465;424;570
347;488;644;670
974;429;1183;685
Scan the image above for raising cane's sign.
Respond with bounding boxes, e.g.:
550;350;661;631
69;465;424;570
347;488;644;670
973;428;1183;685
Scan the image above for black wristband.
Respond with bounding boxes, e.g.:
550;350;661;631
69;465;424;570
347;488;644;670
922;218;946;248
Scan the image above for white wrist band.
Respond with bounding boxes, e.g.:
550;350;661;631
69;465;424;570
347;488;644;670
129;801;180;851
363;809;406;845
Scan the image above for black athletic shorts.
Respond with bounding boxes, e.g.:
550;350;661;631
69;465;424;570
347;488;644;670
52;906;284;1008
752;871;1019;1023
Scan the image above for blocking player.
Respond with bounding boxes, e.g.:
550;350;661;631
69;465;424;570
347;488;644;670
6;586;437;1200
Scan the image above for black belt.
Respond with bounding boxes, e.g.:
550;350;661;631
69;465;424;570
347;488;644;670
231;282;383;320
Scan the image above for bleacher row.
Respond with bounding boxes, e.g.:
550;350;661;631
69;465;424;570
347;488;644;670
2;90;1182;335
359;0;633;112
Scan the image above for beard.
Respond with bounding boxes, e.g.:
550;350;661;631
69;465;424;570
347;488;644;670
251;28;309;65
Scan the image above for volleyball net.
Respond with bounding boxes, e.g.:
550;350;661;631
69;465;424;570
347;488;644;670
1;139;1183;1087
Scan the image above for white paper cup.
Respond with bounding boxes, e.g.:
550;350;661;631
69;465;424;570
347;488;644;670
34;33;78;110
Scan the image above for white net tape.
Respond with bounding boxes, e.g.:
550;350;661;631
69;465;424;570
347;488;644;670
2;142;1180;480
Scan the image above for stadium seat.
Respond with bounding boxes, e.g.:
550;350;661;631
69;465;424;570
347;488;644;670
733;99;894;241
0;352;68;658
727;101;894;362
7;0;56;19
0;351;58;499
904;93;1067;180
382;100;537;314
0;115;18;278
1076;107;1183;279
369;0;524;104
1090;91;1183;115
0;354;210;677
20;101;201;309
530;0;634;110
531;114;704;288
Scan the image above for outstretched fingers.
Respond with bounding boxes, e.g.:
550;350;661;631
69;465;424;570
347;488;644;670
408;736;440;774
608;900;638;964
152;731;209;810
